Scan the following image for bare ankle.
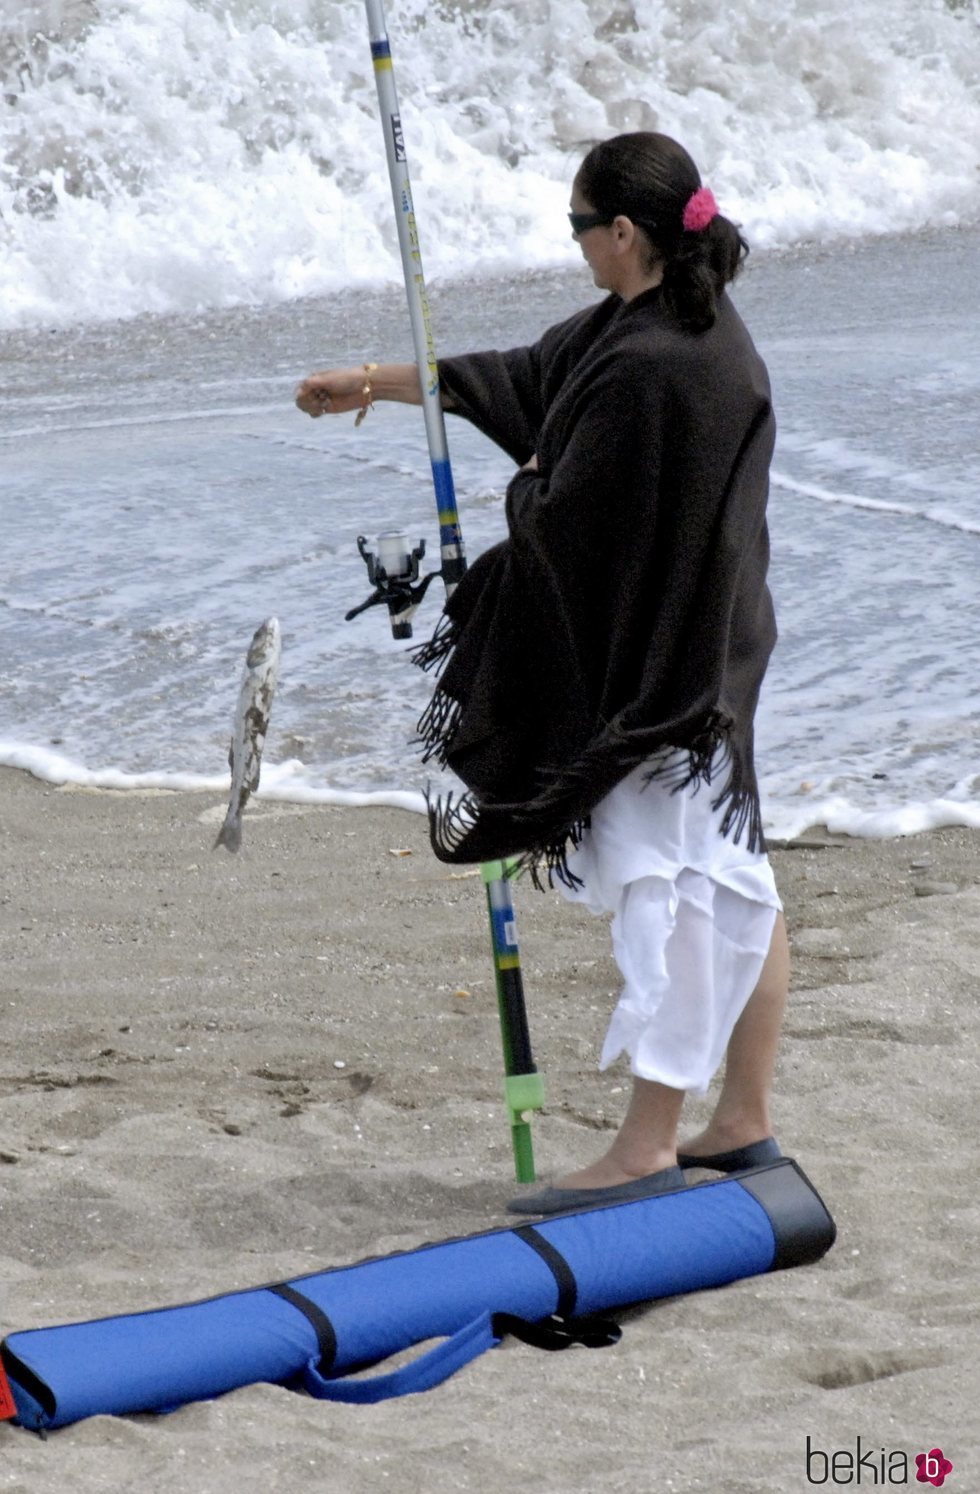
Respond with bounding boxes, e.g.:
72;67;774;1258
606;1140;678;1178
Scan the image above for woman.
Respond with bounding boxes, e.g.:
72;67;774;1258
296;132;789;1215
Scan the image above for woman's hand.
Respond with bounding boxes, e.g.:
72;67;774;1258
295;362;426;416
295;367;370;418
522;452;539;471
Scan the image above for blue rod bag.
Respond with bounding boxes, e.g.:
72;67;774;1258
1;1160;834;1432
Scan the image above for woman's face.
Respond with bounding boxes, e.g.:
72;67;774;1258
569;182;619;291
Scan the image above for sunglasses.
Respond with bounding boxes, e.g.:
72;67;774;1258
568;211;660;236
567;211;613;234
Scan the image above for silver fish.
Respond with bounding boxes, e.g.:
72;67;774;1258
214;616;281;853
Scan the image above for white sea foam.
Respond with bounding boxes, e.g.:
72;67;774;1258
0;739;428;812
771;471;980;538
1;0;979;328
7;739;980;843
763;792;980;843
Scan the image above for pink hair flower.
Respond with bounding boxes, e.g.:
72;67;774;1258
682;187;719;233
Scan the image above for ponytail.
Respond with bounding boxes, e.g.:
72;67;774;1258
660;215;749;333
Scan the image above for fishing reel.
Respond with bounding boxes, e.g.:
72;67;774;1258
345;530;441;640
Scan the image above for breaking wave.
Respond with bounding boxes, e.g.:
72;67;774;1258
2;0;979;327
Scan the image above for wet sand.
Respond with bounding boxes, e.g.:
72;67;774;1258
0;768;977;1490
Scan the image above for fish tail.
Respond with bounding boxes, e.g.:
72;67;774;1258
214;818;242;853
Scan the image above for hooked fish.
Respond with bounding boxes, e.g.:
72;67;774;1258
214;616;281;853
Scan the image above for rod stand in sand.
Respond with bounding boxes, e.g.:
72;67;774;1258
482;861;546;1183
362;0;545;1182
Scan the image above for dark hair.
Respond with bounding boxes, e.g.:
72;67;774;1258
574;131;748;332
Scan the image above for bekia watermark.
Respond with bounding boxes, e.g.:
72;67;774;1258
805;1436;954;1485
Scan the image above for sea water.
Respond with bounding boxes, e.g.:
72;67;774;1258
1;1;979;841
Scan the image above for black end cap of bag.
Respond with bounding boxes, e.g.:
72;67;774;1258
736;1159;837;1270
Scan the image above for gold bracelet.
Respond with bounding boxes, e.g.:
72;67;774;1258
354;362;379;427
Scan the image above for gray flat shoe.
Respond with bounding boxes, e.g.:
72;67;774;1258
506;1165;686;1216
676;1138;781;1173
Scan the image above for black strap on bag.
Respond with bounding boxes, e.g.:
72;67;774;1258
491;1312;622;1352
501;1223;621;1350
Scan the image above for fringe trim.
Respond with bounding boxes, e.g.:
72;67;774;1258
410;612;458;675
510;819;588;892
641;711;730;797
714;765;766;854
414;685;462;767
425;788;480;856
642;713;765;854
426;788;588;893
424;710;765;885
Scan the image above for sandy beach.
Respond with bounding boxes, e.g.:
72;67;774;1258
0;765;977;1491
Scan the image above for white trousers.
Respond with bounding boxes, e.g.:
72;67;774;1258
559;756;782;1095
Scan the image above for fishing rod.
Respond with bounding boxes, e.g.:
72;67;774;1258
354;0;544;1184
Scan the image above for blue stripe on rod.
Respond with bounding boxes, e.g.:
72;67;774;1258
431;456;458;508
490;906;519;953
370;39;391;60
431;457;460;527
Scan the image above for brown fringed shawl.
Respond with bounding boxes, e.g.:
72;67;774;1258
415;286;777;885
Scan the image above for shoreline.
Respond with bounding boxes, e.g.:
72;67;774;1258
2;754;979;845
3;220;980;344
1;763;978;1489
